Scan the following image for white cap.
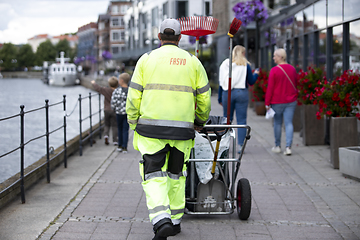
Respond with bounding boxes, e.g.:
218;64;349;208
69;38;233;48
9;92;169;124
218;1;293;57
159;19;181;35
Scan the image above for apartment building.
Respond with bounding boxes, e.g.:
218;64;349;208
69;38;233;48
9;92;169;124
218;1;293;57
116;0;213;62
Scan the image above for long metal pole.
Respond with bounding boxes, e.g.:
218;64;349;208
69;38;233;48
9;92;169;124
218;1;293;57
45;99;50;183
98;93;102;139
89;92;93;147
79;94;83;156
20;105;25;204
63;95;67;168
227;38;233;125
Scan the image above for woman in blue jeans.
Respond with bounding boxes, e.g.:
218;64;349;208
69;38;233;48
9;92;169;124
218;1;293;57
265;48;298;155
218;45;258;152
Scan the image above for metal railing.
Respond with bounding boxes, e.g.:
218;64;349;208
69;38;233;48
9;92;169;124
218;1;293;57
0;92;103;204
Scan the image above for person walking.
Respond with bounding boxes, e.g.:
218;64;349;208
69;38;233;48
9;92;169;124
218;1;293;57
218;45;258;153
126;19;211;240
91;77;118;145
111;72;131;153
265;48;298;156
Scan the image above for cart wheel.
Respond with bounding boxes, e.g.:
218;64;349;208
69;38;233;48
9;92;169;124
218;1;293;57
236;178;251;220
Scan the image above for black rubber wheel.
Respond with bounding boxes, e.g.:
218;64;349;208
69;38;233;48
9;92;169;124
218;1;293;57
236;178;251;220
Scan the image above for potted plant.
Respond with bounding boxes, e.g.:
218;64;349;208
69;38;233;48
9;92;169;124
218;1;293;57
297;66;326;145
315;70;360;169
251;68;268;115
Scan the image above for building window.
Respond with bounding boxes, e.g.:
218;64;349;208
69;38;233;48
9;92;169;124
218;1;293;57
327;0;342;26
111;30;125;42
349;20;360;71
112;46;119;54
176;1;188;19
152;7;159;27
112;5;119;14
314;0;326;30
205;1;210;16
163;2;168;19
333;25;343;77
120;5;128;14
111;17;125;27
99;22;105;30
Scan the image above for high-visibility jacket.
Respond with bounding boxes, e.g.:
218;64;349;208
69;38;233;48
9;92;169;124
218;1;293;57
126;43;211;140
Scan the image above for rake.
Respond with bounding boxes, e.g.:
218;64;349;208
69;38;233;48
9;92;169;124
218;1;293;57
226;18;242;125
178;16;219;57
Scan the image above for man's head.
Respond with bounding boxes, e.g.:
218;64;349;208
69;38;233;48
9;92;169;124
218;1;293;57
158;18;181;43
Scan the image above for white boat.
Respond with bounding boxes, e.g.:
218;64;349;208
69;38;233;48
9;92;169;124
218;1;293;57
47;51;78;86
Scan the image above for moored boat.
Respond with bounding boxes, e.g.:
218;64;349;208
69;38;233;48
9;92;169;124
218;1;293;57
47;51;79;86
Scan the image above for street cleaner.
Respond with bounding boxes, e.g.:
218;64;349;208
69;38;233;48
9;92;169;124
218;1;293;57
126;18;211;240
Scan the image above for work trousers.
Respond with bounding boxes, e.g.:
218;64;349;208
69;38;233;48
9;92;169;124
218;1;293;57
133;131;194;226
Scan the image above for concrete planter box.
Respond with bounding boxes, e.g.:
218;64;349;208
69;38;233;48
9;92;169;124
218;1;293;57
301;105;325;145
339;146;360;180
330;117;358;169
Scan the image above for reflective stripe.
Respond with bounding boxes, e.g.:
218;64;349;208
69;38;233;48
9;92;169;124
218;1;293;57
172;218;182;225
145;83;195;96
129;81;144;92
167;172;183;180
197;82;210;95
149;205;170;214
145;171;167;181
138;118;194;129
171;208;184;216
152;213;171;225
128;119;138;124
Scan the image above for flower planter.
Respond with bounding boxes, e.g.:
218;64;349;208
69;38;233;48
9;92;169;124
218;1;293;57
330;117;359;169
293;104;301;132
254;101;266;115
339;146;360;180
301;105;325;145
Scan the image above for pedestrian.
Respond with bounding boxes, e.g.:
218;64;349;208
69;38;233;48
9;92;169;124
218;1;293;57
218;45;259;153
91;77;118;145
111;72;131;153
265;48;298;156
126;18;211;240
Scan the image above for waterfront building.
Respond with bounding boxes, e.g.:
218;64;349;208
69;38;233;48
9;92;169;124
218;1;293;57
96;0;132;71
258;0;360;81
115;0;214;65
27;34;51;53
76;22;98;74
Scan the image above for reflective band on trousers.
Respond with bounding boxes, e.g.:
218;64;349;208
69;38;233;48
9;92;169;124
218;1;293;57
149;205;170;214
144;171;167;181
167;172;183;180
138;118;194;129
171;208;184;216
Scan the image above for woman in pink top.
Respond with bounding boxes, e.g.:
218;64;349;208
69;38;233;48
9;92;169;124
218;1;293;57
265;48;297;156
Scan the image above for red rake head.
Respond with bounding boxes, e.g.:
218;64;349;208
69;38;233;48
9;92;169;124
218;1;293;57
178;16;219;39
228;18;242;37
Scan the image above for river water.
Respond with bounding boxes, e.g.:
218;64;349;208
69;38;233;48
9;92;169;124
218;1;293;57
0;78;102;183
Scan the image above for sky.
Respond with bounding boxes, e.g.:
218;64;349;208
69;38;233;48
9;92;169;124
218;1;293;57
0;0;110;45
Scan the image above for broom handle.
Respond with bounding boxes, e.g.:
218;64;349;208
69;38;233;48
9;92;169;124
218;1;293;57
195;37;199;57
227;38;233;125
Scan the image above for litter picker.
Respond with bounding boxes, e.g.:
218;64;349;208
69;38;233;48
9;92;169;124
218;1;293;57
226;18;242;124
178;16;219;57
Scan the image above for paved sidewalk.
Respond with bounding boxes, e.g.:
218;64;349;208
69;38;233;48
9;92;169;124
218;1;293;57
1;95;359;240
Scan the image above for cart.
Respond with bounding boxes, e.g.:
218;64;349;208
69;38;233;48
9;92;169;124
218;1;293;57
185;116;252;220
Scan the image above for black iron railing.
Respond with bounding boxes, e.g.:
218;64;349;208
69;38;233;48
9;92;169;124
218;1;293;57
0;92;103;204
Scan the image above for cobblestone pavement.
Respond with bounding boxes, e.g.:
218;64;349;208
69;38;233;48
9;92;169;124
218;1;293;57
1;95;359;240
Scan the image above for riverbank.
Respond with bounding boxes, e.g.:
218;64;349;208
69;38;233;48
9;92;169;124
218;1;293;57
0;71;43;79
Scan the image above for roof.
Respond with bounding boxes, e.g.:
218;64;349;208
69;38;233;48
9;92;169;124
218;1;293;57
28;34;50;41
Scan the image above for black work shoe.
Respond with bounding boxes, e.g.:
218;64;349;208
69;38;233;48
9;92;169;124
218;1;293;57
169;224;181;236
152;218;173;240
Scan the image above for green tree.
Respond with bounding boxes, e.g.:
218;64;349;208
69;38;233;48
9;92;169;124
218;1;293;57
55;39;71;57
17;44;36;69
35;40;56;66
0;43;18;71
